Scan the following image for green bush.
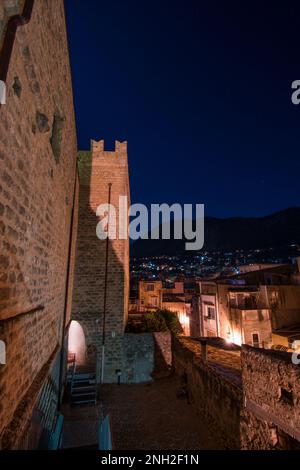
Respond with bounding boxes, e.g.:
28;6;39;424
158;309;183;334
141;312;168;332
140;309;183;334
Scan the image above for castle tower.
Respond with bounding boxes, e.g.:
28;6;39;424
71;139;130;383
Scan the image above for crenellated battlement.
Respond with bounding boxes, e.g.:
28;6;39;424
78;138;129;185
91;139;104;153
91;139;127;161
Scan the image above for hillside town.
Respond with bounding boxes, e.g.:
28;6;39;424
129;261;300;351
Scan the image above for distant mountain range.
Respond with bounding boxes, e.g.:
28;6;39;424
131;207;300;258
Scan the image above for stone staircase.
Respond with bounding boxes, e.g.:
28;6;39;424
69;363;97;406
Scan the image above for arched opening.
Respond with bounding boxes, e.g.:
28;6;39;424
68;320;86;364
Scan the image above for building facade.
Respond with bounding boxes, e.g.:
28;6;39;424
138;280;163;311
190;265;300;350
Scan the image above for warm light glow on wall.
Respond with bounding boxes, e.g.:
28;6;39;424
226;329;242;346
178;312;190;336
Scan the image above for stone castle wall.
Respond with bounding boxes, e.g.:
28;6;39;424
241;346;300;449
71;140;130;382
0;0;77;447
172;335;300;449
123;333;154;383
172;335;242;449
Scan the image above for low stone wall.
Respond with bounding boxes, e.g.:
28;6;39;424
152;332;172;378
153;332;172;365
241;346;300;450
172;335;242;449
122;333;154;384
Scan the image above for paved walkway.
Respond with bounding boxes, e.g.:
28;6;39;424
62;336;234;450
62;402;101;449
101;375;220;450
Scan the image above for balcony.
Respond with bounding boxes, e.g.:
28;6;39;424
229;298;267;310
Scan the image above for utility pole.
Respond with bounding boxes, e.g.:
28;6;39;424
100;182;112;384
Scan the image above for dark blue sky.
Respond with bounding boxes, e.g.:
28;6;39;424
65;1;300;218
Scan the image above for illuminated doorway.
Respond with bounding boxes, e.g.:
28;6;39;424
68;320;86;364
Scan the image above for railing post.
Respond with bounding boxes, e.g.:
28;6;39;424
200;339;207;362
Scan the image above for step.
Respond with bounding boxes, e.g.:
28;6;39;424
74;378;95;384
72;390;97;397
72;382;96;390
72;382;96;389
72;376;96;382
71;398;97;405
71;384;97;391
72;384;96;391
71;390;97;398
72;373;96;381
71;391;97;400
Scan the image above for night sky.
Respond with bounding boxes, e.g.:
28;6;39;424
65;1;300;218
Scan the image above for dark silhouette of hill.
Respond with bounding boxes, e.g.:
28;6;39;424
131;207;300;257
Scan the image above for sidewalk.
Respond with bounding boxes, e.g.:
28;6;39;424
100;375;219;450
61;402;101;449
